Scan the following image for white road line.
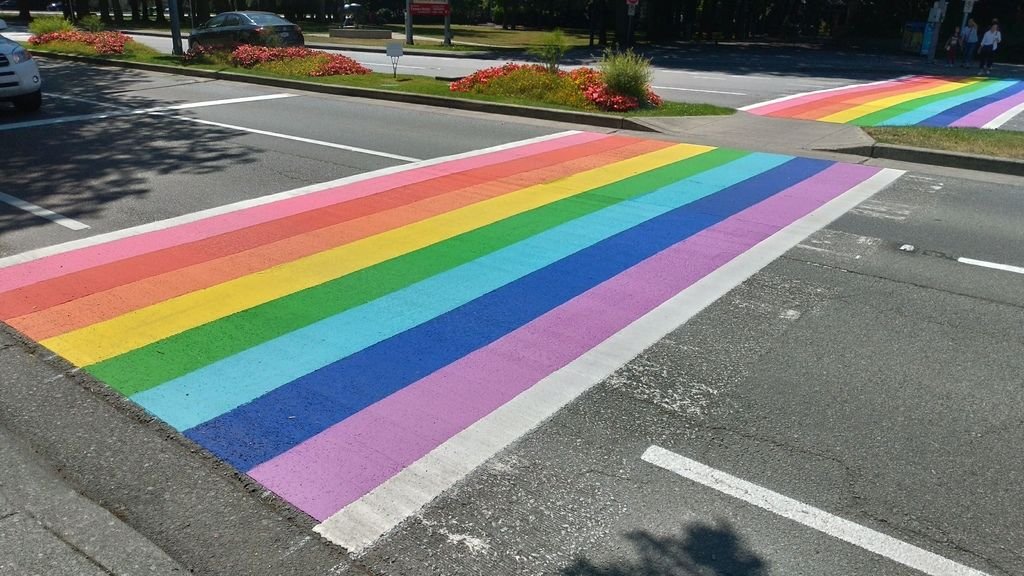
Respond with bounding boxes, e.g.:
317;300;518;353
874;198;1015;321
0;130;581;269
642;445;991;576
652;85;747;95
362;62;429;71
981;101;1024;129
957;257;1024;275
34;91;418;161
738;76;913;111
314;168;905;554
168;115;422;162
0;93;295;132
0;192;89;231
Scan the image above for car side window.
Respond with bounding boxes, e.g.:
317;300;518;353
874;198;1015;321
204;15;226;28
223;15;241;27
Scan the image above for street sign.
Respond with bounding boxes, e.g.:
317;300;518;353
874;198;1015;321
626;0;638;5
627;4;636;15
411;0;449;15
964;0;974;13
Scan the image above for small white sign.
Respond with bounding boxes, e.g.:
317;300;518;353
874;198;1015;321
964;0;974;13
386;42;403;58
627;3;637;15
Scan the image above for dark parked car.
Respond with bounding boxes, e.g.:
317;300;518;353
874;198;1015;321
188;12;303;50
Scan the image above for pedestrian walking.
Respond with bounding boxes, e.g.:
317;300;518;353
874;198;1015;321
961;18;978;67
977;20;1002;76
945;28;962;66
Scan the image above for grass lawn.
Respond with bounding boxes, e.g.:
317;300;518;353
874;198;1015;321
865;127;1024;161
25;42;732;118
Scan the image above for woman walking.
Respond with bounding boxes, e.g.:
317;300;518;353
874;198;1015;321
977;20;1002;76
961;18;978;67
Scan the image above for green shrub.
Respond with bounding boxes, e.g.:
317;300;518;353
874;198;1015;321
599;48;653;101
527;29;569;73
78;14;105;32
28;16;75;36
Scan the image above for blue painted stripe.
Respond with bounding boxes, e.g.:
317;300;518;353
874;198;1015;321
186;157;832;471
133;151;786;430
918;80;1024;127
879;80;1016;126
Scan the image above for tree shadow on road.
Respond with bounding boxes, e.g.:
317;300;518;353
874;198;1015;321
0;60;258;238
562;521;767;576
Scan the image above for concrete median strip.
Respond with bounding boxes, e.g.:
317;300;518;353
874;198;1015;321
31;52;657;133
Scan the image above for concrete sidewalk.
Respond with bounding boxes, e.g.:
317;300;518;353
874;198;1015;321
0;420;187;575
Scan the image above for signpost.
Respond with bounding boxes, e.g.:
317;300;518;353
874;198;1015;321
408;0;452;46
625;0;637;47
386;42;403;79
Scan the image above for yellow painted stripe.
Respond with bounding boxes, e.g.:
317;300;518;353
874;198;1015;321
44;143;714;366
820;78;980;124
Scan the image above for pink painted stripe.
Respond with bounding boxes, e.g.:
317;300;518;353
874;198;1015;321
745;78;911;116
0;132;605;294
249;162;882;521
950;87;1024;127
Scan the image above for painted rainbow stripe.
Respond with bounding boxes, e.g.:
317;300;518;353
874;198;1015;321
742;75;1024;128
1;132;891;533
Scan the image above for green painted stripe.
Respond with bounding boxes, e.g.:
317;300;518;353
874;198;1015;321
850;79;991;126
89;147;747;395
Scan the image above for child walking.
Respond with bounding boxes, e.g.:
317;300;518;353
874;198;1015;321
945;28;961;66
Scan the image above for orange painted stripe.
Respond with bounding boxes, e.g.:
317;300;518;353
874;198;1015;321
0;135;636;322
11;139;672;341
776;76;951;120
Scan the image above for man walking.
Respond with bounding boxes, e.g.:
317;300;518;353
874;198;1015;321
977;19;1002;76
961;18;978;67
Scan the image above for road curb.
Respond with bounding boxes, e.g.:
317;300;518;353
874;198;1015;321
120;29;498;58
830;143;1024;177
34;51;656;132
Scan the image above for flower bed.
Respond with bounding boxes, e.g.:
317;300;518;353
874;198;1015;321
450;62;662;112
186;44;371;78
29;30;131;55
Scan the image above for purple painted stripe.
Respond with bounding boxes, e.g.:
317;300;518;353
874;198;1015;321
950;86;1024;127
249;163;882;521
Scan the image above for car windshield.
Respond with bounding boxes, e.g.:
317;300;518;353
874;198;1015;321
245;13;292;25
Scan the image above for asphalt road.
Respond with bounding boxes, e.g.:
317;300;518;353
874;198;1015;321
0;61;1021;576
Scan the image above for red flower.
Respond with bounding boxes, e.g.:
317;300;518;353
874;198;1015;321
29;30;130;54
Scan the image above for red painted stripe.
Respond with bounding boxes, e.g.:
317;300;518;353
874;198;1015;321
9;139;671;340
767;76;951;120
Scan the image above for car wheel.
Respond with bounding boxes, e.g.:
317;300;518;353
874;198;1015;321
13;90;41;113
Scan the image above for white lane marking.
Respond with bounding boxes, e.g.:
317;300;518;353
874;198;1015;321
314;168;906;554
982;101;1024;129
957;257;1024;275
0;191;89;231
362;62;428;71
738;76;913;111
38;91;419;161
168;115;421;162
0;93;295;132
642;445;991;576
651;85;747;96
0;130;581;269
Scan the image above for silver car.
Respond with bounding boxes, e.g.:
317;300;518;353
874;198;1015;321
0;18;42;113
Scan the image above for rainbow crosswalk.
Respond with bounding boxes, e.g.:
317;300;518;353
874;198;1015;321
742;75;1024;128
0;132;901;548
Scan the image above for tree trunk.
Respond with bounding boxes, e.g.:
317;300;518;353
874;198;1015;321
16;0;30;21
128;0;141;21
99;0;112;22
155;0;167;22
113;0;125;25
